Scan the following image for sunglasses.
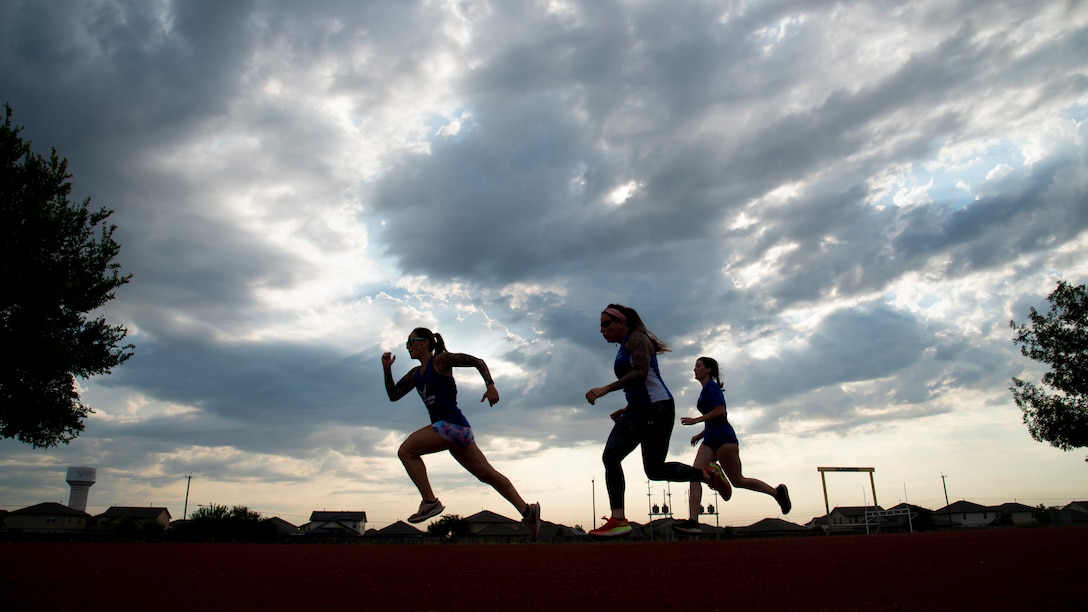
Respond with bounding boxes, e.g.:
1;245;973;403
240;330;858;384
600;320;617;329
405;337;427;348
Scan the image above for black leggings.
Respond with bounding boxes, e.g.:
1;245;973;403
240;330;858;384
602;399;705;510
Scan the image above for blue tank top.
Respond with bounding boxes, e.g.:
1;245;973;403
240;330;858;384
414;358;471;427
614;332;673;408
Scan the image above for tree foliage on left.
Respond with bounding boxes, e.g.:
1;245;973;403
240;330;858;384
0;104;133;448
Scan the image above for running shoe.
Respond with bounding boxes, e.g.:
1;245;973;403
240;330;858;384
407;499;445;523
776;484;792;515
671;519;702;535
588;516;632;540
523;502;542;541
705;463;733;501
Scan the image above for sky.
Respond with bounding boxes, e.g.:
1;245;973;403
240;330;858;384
1;0;1086;531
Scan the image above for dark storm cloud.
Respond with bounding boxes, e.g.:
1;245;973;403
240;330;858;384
893;158;1088;276
753;141;1088;311
101;335;406;448
369;0;1087;316
2;1;256;170
111;192;313;328
733;303;929;405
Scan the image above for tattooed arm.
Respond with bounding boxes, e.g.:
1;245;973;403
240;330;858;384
433;352;499;406
585;330;652;405
381;352;418;401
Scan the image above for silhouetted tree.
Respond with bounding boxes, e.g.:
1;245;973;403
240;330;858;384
1010;281;1088;451
176;503;274;541
427;514;470;538
188;503;231;521
1034;503;1052;526
0;104;133;448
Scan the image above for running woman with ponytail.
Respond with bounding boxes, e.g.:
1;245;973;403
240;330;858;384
382;327;541;540
672;356;791;535
585;304;732;540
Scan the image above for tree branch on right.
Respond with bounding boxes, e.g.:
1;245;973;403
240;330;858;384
1010;280;1088;451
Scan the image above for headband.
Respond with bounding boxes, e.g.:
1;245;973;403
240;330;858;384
604;307;627;321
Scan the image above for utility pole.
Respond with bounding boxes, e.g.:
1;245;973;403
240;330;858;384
183;473;192;520
591;478;596;530
904;482;914;533
941;473;952;529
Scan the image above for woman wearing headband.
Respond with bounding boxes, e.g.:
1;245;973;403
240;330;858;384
673;356;791;535
584;304;731;539
382;327;541;540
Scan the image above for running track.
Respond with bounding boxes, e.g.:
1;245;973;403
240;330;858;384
2;527;1084;610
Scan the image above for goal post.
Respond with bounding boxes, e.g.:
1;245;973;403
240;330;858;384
817;467;876;534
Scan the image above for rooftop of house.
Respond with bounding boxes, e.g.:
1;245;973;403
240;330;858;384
98;506;172;520
309;510;367;522
10;502;90;517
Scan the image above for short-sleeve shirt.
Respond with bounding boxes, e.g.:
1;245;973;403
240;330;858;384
698;380;738;447
614;332;673;408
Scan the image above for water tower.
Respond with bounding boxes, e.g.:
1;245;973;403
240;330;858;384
65;467;97;512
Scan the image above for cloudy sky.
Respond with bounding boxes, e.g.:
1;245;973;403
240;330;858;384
2;0;1086;530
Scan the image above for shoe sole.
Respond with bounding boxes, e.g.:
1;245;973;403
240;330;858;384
707;464;733;501
591;522;635;535
777;485;792;514
588;527;632;541
407;502;445;524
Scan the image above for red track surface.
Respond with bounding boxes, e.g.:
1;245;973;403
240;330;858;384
3;527;1085;610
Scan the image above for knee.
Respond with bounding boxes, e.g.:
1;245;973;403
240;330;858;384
397;442;416;462
643;463;667;481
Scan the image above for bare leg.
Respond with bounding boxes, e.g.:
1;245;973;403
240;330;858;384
450;441;528;515
688;445;716;520
716;443;777;497
398;426;453;501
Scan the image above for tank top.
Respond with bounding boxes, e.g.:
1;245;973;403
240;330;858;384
414;358;471;427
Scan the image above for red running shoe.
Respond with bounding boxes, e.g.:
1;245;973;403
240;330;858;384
588;516;632;540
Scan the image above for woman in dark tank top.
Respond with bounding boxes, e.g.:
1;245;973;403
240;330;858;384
382;327;541;540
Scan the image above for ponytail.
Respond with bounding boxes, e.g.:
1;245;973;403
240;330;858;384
603;303;670;353
410;327;448;355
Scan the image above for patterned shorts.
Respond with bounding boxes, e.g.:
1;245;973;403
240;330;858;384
432;421;475;448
